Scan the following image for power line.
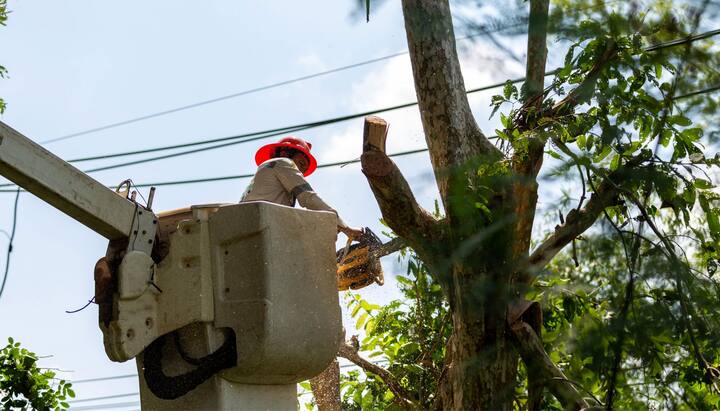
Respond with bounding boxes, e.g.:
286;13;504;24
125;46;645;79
69;400;140;410
44;28;720;170
66;359;389;405
0;188;20;301
129;148;429;188
69;392;138;404
1;31;718;192
0;148;430;193
40;22;525;146
1;82;715;194
72;374;137;384
644;28;720;52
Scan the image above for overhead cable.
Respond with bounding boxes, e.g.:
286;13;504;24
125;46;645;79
40;21;525;146
0;188;21;302
50;28;720;170
0;84;717;194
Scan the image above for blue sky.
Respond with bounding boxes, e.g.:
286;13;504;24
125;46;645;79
0;1;529;408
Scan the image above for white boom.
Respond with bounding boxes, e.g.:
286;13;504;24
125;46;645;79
0;121;145;241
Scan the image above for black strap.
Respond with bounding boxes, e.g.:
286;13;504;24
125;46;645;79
143;329;237;400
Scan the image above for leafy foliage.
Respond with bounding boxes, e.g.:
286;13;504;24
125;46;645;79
340;253;449;410
526;216;720;410
340;0;719;408
0;338;74;410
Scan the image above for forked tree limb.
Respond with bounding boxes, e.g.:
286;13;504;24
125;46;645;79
338;336;420;409
361;116;444;260
510;321;591;410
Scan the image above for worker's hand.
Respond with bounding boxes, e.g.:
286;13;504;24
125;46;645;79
340;226;364;240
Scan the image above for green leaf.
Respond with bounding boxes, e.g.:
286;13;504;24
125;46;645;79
694;179;714;189
503;80;516;99
356;312;368;329
668;115;692;126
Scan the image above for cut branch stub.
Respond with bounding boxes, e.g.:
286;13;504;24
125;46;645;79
363;115;389;153
359;115;444;265
362;116;393;177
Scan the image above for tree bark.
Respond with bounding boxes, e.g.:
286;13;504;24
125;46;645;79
511;0;550;266
401;0;501;213
309;360;342;411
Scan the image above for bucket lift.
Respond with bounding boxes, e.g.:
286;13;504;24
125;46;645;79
0;121;342;410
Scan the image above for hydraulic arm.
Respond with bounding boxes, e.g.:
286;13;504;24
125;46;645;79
0;121;155;246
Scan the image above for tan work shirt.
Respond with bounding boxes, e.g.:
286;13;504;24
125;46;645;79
240;157;348;228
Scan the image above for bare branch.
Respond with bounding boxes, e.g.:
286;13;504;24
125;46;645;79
527;175;620;272
524;0;550;108
508;0;551;262
338;336;420;409
525;143;648;277
361;117;444;259
510;321;591;410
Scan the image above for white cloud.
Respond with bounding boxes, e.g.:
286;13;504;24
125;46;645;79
316;38;526;163
295;52;329;72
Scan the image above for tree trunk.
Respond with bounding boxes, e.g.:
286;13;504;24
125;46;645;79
438;268;519;410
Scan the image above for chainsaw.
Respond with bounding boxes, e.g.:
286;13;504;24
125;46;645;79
336;228;406;291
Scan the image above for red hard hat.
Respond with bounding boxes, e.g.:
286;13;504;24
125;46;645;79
254;136;318;176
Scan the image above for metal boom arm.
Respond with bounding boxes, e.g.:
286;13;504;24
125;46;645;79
0;121;141;240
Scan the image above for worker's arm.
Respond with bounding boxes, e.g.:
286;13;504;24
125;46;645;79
272;159;350;229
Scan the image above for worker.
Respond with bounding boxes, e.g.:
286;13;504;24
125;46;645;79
241;136;355;410
241;136;363;240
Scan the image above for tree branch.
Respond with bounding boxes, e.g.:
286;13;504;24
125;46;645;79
510;321;591;410
401;0;502;205
338;336;420;409
524;0;550;109
526;174;620;273
543;41;619;119
361;116;444;260
525;143;648;277
509;0;551;262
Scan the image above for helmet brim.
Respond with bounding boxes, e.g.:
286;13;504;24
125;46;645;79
254;142;318;176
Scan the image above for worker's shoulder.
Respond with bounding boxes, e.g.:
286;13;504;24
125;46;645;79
259;157;298;170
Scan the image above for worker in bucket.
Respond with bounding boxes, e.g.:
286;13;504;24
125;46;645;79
241;136;364;240
241;136;354;409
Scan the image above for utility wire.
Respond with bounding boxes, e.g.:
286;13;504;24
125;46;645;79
69;392;138;404
0;33;717;191
40;21;525;146
0;188;21;301
67;360;389;404
127;148;429;188
1;83;716;194
45;27;720;170
69;400;140;410
71;374;136;384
